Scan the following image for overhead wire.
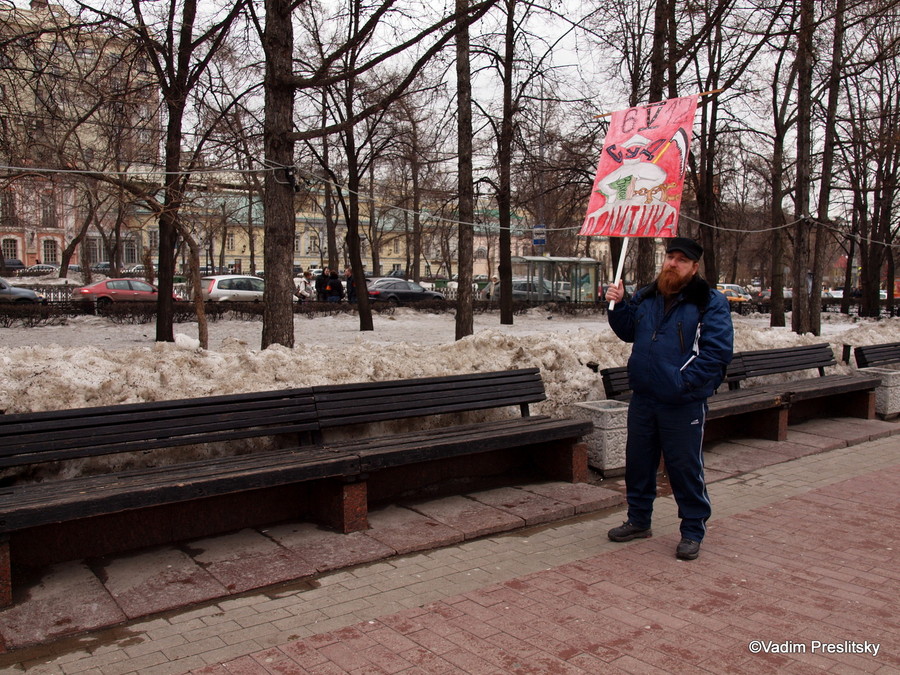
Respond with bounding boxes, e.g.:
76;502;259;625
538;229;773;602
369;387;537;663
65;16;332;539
2;159;895;246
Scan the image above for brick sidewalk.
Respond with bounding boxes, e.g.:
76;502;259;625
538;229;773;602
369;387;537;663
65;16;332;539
187;443;899;674
0;421;897;674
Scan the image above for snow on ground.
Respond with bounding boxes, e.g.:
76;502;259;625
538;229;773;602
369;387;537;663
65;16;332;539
1;303;897;419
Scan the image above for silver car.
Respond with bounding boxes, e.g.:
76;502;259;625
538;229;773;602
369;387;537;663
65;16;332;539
200;275;266;302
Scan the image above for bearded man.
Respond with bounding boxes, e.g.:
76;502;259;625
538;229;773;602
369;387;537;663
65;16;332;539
604;237;733;560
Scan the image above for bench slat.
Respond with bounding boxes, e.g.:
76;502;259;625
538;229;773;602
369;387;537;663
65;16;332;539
736;343;835;379
0;397;317;437
314;369;547;426
854;341;900;368
322;416;593;471
0;394;318;466
0;448;359;533
706;389;785;419
780;374;883;400
0;388;317;426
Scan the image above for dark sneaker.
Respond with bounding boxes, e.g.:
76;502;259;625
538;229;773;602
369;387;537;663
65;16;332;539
676;538;701;560
608;521;652;542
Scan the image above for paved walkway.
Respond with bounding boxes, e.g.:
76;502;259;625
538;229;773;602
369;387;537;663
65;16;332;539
0;416;897;674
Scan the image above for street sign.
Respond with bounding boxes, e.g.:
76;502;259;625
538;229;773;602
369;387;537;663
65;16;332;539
533;224;547;246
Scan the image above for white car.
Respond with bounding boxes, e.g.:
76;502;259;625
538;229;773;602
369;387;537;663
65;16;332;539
200;275;266;302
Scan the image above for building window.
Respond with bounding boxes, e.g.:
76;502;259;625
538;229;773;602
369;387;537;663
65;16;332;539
226;232;235;251
40;194;58;228
124;240;138;265
307;234;320;253
86;239;101;264
475;247;488;259
1;191;15;227
42;239;59;264
2;238;18;259
148;230;159;250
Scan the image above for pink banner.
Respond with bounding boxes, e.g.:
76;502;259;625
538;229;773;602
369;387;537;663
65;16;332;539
580;95;698;238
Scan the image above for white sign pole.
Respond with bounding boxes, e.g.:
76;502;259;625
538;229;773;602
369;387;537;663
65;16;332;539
608;238;629;311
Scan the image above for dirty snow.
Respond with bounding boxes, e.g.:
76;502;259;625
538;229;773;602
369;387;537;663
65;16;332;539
1;304;897;419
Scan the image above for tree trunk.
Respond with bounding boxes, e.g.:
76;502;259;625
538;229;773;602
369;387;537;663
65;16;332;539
454;0;475;339
810;0;845;336
155;105;184;343
261;0;296;349
495;0;517;325
791;0;814;334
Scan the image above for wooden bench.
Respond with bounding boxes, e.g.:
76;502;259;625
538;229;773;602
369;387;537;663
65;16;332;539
729;344;881;421
0;368;591;606
600;343;881;444
850;341;900;369
0;388;347;606
310;369;592;510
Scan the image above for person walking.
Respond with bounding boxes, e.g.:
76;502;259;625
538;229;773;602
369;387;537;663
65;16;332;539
325;270;344;303
315;268;330;302
604;237;733;560
344;267;357;303
295;270;314;301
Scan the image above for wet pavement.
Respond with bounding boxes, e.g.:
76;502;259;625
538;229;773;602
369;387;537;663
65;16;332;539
0;415;897;674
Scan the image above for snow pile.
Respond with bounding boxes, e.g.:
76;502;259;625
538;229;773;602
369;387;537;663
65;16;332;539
1;308;897;419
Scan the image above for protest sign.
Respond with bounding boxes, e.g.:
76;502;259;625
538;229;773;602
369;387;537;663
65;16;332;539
580;95;698;238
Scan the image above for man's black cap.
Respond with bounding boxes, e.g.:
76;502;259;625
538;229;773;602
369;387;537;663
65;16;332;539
665;237;703;261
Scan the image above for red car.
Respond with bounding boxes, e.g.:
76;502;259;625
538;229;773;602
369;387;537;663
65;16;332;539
71;278;179;307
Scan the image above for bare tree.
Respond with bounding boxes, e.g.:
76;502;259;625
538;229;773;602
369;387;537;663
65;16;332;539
254;0;498;347
456;0;475;338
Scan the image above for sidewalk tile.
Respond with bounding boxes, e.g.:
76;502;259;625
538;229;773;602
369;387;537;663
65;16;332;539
94;547;228;619
0;560;125;649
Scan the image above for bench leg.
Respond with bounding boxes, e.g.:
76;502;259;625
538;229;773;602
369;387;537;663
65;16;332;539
532;441;589;483
308;479;369;534
0;535;10;608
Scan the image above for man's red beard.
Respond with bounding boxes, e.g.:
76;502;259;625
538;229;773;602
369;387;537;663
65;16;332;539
657;266;693;296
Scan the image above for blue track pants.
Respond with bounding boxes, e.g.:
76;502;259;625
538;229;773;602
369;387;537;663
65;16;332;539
624;393;711;542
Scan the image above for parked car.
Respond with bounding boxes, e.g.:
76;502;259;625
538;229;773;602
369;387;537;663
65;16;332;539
200;275;267;302
716;283;752;301
90;261;111;274
0;279;45;303
2;258;25;275
367;277;445;304
553;281;572;300
508;278;568;302
758;288;793;300
125;264;157;275
71;278;172;306
720;288;752;313
23;263;60;275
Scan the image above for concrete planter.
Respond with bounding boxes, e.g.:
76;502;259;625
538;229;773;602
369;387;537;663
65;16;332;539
571;400;630;477
861;365;900;419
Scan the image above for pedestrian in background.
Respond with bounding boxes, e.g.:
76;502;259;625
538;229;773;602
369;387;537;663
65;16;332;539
344;267;357;303
315;268;330;302
295;270;313;301
325;270;344;303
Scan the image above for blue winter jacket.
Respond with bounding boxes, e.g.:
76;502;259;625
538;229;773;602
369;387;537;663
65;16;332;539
608;275;734;405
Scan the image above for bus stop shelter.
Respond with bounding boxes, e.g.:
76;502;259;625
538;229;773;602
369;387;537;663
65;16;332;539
510;256;602;303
